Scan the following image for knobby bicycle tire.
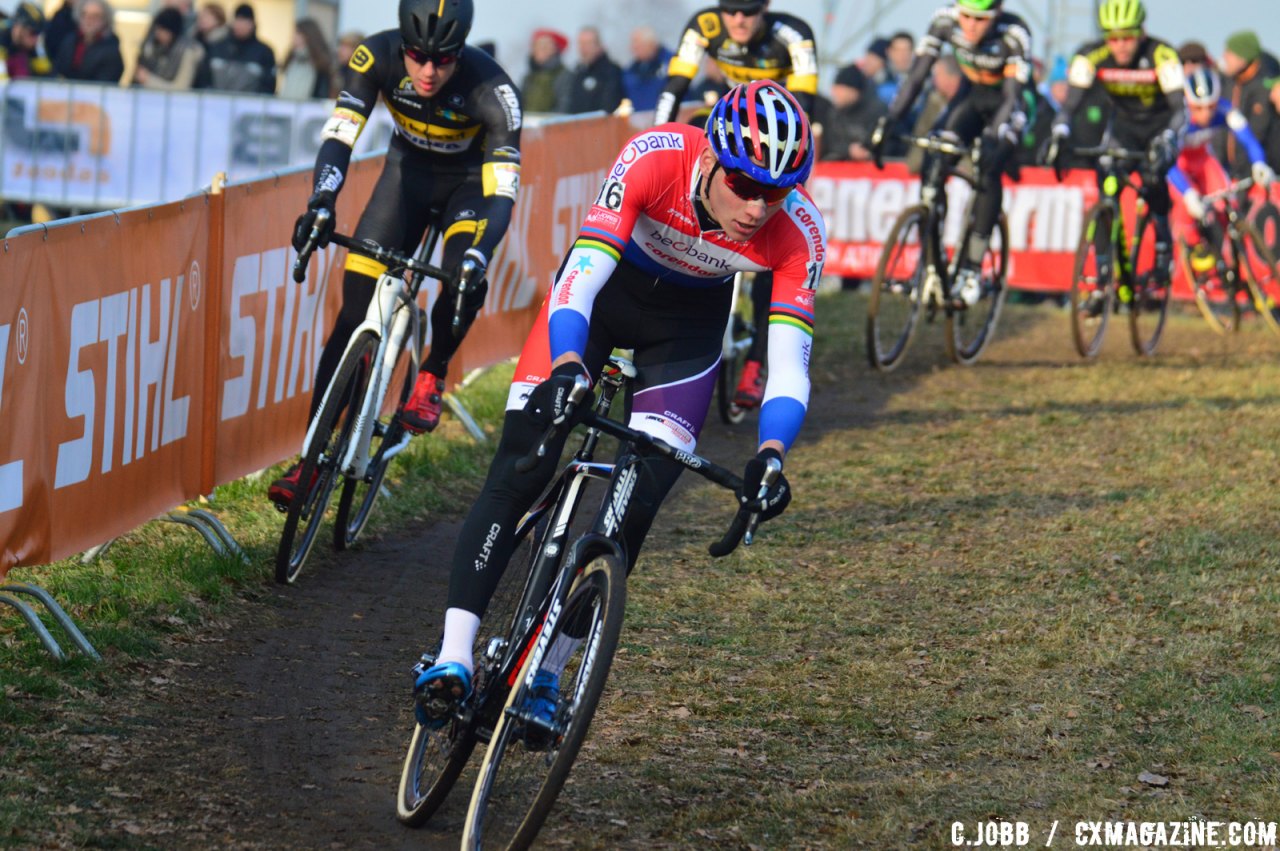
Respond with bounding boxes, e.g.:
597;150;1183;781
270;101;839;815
462;553;627;851
867;205;926;371
274;332;373;584
946;213;1010;365
1238;221;1280;336
1178;236;1239;335
335;328;414;549
1127;211;1170;356
1070;202;1116;359
396;514;544;828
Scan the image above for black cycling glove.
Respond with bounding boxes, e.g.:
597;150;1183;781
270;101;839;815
292;189;337;252
736;447;791;522
524;362;592;429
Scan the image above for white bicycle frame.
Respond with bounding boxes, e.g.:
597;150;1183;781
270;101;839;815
299;233;438;481
721;272;754;362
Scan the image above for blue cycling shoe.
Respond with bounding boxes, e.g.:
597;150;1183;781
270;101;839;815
413;660;472;729
515;669;561;748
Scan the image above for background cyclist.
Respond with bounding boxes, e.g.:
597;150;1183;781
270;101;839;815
412;81;824;728
869;0;1032;309
1046;0;1186;284
1172;67;1275;276
653;0;818;413
270;0;523;507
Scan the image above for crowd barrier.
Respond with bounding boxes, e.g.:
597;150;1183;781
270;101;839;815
6;118;1280;574
0;79;383;209
811;160;1280;300
0;113;636;575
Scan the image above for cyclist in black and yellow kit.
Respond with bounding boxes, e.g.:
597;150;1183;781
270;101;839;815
870;0;1031;308
654;0;817;411
1046;0;1185;281
269;0;523;507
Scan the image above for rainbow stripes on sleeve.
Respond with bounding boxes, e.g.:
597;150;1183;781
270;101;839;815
768;300;815;337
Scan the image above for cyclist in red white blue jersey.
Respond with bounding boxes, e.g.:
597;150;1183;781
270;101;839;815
411;80;826;727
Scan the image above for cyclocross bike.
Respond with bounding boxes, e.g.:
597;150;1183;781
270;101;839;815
715;271;755;425
396;355;777;850
1176;176;1280;336
1066;143;1172;358
866;132;1010;371
275;212;453;584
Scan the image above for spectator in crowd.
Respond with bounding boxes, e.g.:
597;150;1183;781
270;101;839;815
52;0;124;84
43;0;78;62
521;27;569;112
557;26;623;115
1219;30;1280;173
0;2;54;81
859;37;899;107
1179;40;1211;76
1020;78;1056;168
161;0;195;34
195;3;276;94
819;63;886;163
132;6;203;89
906;55;962;173
278;17;333;100
886;31;914;80
622;25;671;113
332;30;363;96
195;2;227;50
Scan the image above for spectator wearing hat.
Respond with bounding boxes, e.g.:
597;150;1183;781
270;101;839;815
52;0;124;84
859;36;900;106
622;26;672;113
278;17;334;100
556;26;623;115
0;2;54;81
1220;31;1280;174
819;63;888;163
133;7;204;90
521;27;569;112
1178;40;1211;77
195;2;276;94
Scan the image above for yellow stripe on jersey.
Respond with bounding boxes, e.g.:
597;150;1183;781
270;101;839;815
784;72;819;95
345;252;388;279
386;104;483;145
667;55;701;79
444;220;478;242
722;64;797;85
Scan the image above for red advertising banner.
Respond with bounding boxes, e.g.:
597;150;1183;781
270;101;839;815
0;198;211;570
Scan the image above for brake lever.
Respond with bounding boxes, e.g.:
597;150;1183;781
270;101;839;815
743;456;782;547
513;374;592;474
291;208;331;283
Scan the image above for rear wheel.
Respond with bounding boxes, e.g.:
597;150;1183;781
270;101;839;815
1238;221;1280;336
462;553;627;851
274;332;372;584
1070;202;1116;359
1128;212;1171;356
867;205;926;371
947;213;1010;364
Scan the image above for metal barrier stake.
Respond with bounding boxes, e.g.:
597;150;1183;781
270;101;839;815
0;593;66;661
1;584;101;661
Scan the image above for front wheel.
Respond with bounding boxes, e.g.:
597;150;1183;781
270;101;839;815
866;205;927;371
274;332;372;584
947;214;1010;364
1179;236;1238;334
1127;211;1171;356
1070;202;1116;359
461;554;627;851
1238;220;1280;336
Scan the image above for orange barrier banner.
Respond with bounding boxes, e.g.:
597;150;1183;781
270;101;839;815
1;199;211;571
0;113;641;575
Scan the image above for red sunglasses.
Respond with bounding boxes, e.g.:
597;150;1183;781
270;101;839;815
402;45;461;67
721;167;792;204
